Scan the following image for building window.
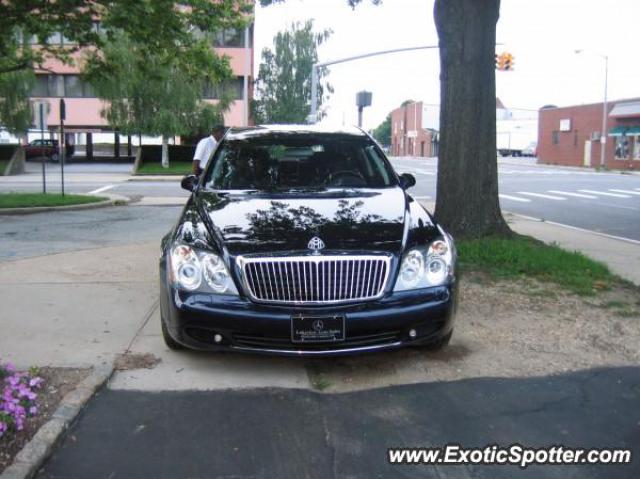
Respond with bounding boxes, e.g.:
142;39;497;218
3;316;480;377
203;77;244;100
47;75;65;97
615;136;630;160
64;75;84;97
552;131;559;145
634;137;640;160
31;74;94;98
214;28;245;47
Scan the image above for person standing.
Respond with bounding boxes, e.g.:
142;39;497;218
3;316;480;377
193;125;226;175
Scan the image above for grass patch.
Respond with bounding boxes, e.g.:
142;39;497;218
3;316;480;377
0;159;9;175
457;235;615;296
135;162;192;175
0;193;104;208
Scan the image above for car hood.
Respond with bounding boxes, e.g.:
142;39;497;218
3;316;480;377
193;188;409;256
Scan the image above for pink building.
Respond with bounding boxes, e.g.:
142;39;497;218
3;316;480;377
29;23;254;154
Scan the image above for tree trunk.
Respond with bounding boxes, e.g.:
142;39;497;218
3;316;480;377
433;0;511;238
161;136;169;168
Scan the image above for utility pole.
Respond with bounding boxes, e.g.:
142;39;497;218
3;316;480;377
59;99;66;196
308;45;440;123
575;49;609;168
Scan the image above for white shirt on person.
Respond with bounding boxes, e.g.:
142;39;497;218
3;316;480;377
193;135;217;169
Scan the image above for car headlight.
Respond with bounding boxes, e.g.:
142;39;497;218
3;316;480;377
394;235;455;291
170;244;238;295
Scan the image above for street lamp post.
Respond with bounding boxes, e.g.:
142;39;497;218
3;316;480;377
308;45;439;123
575;49;609;168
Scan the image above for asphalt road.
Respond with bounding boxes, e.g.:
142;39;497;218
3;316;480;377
38;366;640;479
391;157;640;241
2;158;640;241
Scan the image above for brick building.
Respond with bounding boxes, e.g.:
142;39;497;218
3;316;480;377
390;101;437;157
538;98;640;170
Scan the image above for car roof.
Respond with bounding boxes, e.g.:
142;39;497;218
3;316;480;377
225;124;367;141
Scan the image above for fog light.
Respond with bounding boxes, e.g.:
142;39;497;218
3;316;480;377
409;328;417;338
214;334;223;343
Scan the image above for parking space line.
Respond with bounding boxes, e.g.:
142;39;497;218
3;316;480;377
579;189;631;198
87;184;116;195
548;190;597;199
499;194;531;202
609;189;640;196
518;192;566;200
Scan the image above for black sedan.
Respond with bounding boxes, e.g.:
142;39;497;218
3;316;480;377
159;125;457;355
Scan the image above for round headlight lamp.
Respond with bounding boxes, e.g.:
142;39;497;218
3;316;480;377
202;254;231;293
171;245;202;290
399;249;424;288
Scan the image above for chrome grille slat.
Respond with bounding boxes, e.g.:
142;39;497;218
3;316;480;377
240;255;391;305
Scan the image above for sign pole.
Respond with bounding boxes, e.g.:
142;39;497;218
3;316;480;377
39;103;46;194
60;99;66;196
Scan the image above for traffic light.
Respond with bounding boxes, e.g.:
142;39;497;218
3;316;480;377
496;52;515;71
503;52;514;71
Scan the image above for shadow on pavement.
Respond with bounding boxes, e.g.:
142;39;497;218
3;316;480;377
39;366;639;478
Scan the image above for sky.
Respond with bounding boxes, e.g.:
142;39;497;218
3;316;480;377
253;0;640;130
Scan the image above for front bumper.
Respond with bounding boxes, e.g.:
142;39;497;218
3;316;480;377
160;275;457;356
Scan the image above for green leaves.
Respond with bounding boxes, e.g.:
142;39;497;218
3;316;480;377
253;20;332;124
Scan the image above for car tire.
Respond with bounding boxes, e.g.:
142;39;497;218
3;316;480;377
161;317;185;350
421;330;452;351
50;153;59;163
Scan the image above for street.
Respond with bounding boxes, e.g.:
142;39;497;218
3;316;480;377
2;158;639;242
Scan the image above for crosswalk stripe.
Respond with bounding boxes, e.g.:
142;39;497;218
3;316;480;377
499;194;531;202
579;189;631;198
548;190;597;199
609;189;640;196
518;192;566;200
87;184;116;195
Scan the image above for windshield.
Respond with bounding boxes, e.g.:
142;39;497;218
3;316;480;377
204;135;396;190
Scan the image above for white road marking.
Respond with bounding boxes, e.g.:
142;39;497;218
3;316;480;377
518;192;566;200
412;195;431;200
405;168;435;175
499;194;531;203
509;212;640;245
609;189;640;196
579;189;631;198
548;190;597;199
87;184;116;195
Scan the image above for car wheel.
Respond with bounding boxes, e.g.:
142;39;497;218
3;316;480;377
161;316;185;350
421;330;452;351
50;153;59;163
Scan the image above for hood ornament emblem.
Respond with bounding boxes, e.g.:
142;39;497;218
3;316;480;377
307;236;325;255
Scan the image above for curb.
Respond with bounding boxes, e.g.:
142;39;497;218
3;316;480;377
0;194;131;215
0;364;114;479
127;176;182;182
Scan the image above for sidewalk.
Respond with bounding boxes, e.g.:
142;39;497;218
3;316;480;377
420;201;640;286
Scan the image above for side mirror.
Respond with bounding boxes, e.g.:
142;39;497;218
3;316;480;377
181;174;198;192
399;173;416;190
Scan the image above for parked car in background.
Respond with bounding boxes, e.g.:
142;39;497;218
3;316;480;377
159;125;457;356
521;142;537;157
24;139;60;162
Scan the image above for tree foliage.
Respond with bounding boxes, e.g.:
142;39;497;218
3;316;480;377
0;0;250;132
253;20;333;124
83;33;229;138
372;113;391;146
0;71;34;133
0;0;250;75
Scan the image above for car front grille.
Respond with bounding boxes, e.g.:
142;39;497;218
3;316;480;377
239;255;392;304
